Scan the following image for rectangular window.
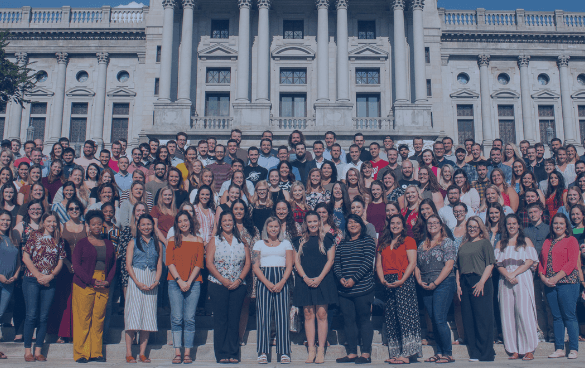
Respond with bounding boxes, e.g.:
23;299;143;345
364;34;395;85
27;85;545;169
154;78;159;96
425;47;430;63
538;105;556;144
156;45;161;63
280;68;306;85
29;102;47;140
579;106;585;144
111;103;130;142
206;68;231;84
205;93;230;116
280;94;306;117
356;94;380;117
0;102;5;139
456;104;475;144
355;69;380;85
69;118;87;143
211;19;229;39
358;21;376;39
0;102;6;114
498;105;516;144
283;20;304;39
31;102;47;115
426;79;432;97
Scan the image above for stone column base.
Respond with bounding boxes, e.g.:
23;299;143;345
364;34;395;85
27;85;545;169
153;101;193;133
314;102;354;129
393;102;432;128
233;101;272;130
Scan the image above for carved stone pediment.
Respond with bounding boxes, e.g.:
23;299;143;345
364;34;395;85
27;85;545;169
271;44;315;60
450;89;479;99
491;89;520;100
198;43;238;60
531;89;560;100
25;87;54;97
66;87;95;97
571;90;585;100
107;87;136;98
348;44;389;61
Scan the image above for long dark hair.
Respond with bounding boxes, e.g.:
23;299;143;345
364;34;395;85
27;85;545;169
378;214;407;252
422;214;448;248
173;210;198;248
0;183;17;207
412;198;439;242
272;199;299;238
453;168;471;193
314;202;338;231
135;214;160;255
344;213;368;241
486;202;506;236
327;182;351;216
193;184;216;211
23;199;45;224
500;214;527;250
86;163;100;181
276;161;296;183
419;165;442;193
321;161;338;183
546;170;566;208
0;208;15;244
216;210;242;244
547;213;573;240
231;199;256;238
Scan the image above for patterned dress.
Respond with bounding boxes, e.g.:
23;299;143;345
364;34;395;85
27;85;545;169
118;226;132;288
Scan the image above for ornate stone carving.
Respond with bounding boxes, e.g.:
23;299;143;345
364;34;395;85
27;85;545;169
558;55;570;67
182;0;196;9
162;0;176;9
55;52;68;64
393;0;405;10
518;55;530;67
316;0;329;10
238;0;252;9
96;52;109;64
15;52;28;65
336;0;348;9
411;0;424;10
257;0;271;9
477;54;490;67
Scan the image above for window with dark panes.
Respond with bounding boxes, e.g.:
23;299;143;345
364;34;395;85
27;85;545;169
280;94;306;117
538;105;556;144
498;105;516;144
0;102;6;114
154;78;159;96
280;69;306;84
205;93;230;116
426;79;432;97
358;21;376;39
0;102;5;139
425;47;430;63
111;103;130;142
283;20;304;39
579;106;585;143
29;102;47;140
70;102;88;143
206;69;231;84
156;45;161;62
457;104;475;144
356;69;380;84
31;102;47;115
211;19;229;39
356;94;380;117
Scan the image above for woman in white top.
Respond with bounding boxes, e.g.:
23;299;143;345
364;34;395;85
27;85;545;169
251;217;294;364
451;169;480;213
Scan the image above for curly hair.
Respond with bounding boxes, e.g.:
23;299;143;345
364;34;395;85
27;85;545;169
272;199;299;239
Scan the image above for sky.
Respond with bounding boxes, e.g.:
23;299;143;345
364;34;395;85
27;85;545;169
0;0;583;12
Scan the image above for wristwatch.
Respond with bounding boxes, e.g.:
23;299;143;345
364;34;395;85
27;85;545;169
175;276;180;282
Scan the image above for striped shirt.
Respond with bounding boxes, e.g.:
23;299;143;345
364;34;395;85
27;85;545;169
333;236;377;297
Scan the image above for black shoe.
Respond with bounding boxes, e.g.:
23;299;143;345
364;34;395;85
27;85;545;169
355;356;371;364
93;357;106;362
336;356;357;363
76;358;88;363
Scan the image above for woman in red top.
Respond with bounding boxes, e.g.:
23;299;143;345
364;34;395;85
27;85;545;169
150;186;177;247
376;214;421;364
290;181;308;224
490;168;519;212
400;185;421;238
545;171;568;219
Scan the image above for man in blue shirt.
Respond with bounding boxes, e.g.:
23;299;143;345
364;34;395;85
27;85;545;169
487;147;513;184
258;138;279;170
114;156;133;191
323;131;347;164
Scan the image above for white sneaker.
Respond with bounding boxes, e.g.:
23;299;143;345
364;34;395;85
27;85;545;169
468;358;479;362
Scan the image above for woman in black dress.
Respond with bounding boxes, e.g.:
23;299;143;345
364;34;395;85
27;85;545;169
293;211;337;364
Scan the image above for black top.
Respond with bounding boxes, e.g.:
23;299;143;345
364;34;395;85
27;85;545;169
154;188;188;207
252;205;272;233
346;148;372;163
333;236;377;297
244;165;268;187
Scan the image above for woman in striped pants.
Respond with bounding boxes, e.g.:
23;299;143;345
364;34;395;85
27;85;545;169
252;217;294;364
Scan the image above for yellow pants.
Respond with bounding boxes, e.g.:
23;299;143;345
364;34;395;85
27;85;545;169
72;270;109;361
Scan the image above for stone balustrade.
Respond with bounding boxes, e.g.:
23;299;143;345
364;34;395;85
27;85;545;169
0;6;146;29
270;117;315;130
353;117;392;131
193;116;233;130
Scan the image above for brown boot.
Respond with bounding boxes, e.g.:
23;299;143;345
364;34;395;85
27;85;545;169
305;346;316;364
315;347;325;364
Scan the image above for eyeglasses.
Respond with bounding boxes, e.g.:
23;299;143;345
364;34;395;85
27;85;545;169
28;208;42;212
467;225;479;230
427;221;441;226
68;206;80;211
453;210;466;215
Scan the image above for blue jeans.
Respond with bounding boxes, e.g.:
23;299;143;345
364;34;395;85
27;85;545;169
0;281;14;320
545;283;580;351
22;276;56;349
420;277;456;356
168;280;201;348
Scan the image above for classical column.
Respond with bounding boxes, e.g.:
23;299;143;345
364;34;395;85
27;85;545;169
316;0;330;102
393;0;407;102
91;53;108;147
236;0;251;102
478;54;492;145
159;0;175;102
518;55;535;143
8;52;27;140
412;0;426;102
50;52;68;141
177;0;195;102
558;55;576;144
256;0;271;102
336;0;349;102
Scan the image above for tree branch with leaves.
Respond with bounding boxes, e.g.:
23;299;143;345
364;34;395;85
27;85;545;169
0;31;38;107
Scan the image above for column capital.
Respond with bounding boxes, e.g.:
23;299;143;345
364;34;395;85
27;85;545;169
316;0;330;10
238;0;252;9
336;0;348;9
15;52;28;65
96;52;109;64
55;52;68;64
182;0;196;9
257;0;271;9
558;55;570;67
477;54;490;67
411;0;424;10
518;55;530;67
162;0;176;9
393;0;405;11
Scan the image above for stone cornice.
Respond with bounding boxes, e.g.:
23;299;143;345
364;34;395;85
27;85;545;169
56;52;68;64
257;0;271;9
97;52;109;64
518;55;530;67
6;29;146;41
15;52;28;65
557;55;570;67
336;0;348;9
441;32;585;45
477;54;489;67
316;0;329;10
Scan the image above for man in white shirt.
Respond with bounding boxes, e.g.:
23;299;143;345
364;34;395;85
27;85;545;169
323;131;347;164
166;140;184;167
309;141;327;169
442;136;456;163
341;144;363;180
438;185;472;229
74;140;100;171
555;147;575;187
197;140;214;167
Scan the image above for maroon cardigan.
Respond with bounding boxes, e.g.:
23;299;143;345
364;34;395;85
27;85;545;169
72;237;116;289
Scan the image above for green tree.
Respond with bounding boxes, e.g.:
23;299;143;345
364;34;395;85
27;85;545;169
0;31;38;107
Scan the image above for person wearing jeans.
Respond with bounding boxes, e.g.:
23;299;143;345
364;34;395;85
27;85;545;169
166;210;204;364
0;209;20;360
539;213;580;359
415;214;457;364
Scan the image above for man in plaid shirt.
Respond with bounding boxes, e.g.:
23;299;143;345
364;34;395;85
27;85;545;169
454;147;478;182
517;189;550;228
471;161;490;205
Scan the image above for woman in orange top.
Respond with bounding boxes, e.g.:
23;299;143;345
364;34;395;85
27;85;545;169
166;210;204;364
376;214;422;364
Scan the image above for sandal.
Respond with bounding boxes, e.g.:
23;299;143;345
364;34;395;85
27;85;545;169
0;352;6;359
126;356;137;363
219;359;230;364
389;358;410;365
424;355;440;362
522;352;534;361
436;356;455;364
56;337;67;344
258;354;268;364
139;355;151;363
229;358;240;363
172;355;182;364
183;355;192;364
281;354;291;364
579;335;585;342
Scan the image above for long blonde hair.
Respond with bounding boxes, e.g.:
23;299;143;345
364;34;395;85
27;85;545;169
478;184;504;212
156;186;177;216
439;164;454;190
71;167;90;203
251;180;273;208
129;181;148;206
346;167;370;203
130;201;148;237
289;181;307;208
297;211;327;256
305;168;325;195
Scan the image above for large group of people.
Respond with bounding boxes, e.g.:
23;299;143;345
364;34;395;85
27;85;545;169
0;131;584;364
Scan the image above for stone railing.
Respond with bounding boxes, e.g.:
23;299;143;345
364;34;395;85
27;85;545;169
440;8;585;31
0;6;147;29
194;116;233;130
353;117;392;130
270;117;315;130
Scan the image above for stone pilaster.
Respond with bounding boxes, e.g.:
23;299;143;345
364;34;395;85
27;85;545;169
393;0;407;102
236;0;251;102
50;52;68;143
159;0;176;102
412;0;426;102
336;0;349;102
91;52;109;147
256;0;271;102
316;0;330;102
558;55;576;144
177;0;196;103
518;55;535;143
478;54;492;151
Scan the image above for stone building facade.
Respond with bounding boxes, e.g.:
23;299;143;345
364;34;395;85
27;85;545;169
1;0;585;151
